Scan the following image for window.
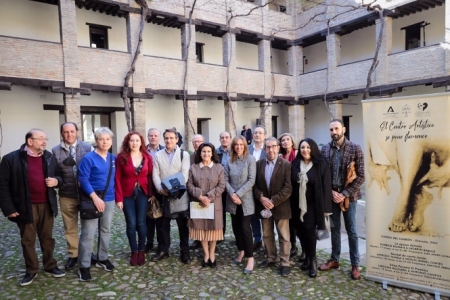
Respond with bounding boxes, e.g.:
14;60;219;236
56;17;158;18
401;22;425;51
279;5;286;13
196;43;204;63
86;23;111;49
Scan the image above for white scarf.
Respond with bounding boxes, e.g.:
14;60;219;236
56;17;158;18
298;160;313;222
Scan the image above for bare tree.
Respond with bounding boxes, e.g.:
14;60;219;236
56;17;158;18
121;0;149;132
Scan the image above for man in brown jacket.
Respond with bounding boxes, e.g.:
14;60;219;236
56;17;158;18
253;137;292;276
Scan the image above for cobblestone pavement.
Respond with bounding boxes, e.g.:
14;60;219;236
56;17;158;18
0;209;447;300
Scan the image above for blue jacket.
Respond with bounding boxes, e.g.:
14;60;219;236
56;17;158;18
78;151;116;201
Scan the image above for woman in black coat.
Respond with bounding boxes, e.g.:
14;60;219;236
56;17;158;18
290;138;332;278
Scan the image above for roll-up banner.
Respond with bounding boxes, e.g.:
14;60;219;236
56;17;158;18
363;93;450;297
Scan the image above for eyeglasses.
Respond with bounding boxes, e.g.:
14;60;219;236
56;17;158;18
30;137;49;141
265;145;279;150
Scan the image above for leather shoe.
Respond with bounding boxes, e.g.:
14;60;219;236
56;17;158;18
181;254;191;264
318;259;340;271
300;257;310;271
209;259;217;268
289;246;298;259
253;241;262;252
309;257;317;278
351;265;361;280
64;257;77;270
258;260;276;269
144;243;153;253
298;251;306;262
151;251;169;262
189;240;201;250
280;266;290;277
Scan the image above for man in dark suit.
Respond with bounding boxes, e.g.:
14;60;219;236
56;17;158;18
241;125;253;145
253;137;292;276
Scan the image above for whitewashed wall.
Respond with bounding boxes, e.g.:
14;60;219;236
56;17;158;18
0;0;60;42
236;42;259;70
303;41;327;73
272;48;289;74
76;8;128;52
392;6;445;54
0;86;61;156
340;25;376;65
196;32;223;65
143;23;182;59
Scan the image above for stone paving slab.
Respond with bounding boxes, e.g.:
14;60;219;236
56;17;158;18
0;209;447;300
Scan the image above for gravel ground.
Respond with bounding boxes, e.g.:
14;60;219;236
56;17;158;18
0;208;447;300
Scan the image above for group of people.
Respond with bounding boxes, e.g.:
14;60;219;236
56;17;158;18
0;118;364;286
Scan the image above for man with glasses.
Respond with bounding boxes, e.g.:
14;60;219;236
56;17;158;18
254;137;292;276
52;122;93;270
0;129;65;286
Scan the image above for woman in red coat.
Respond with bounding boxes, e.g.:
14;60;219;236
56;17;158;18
115;131;154;266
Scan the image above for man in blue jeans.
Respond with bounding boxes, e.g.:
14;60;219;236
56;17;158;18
319;119;364;280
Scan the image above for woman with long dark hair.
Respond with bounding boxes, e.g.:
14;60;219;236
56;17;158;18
187;143;225;267
290;138;332;278
115;131;154;266
225;136;256;274
278;133;304;261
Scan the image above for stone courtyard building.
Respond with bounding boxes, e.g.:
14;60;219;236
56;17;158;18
0;0;448;153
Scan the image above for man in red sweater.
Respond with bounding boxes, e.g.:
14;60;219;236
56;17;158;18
0;129;65;286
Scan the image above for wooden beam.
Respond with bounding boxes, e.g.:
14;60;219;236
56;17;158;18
51;86;92;95
175;95;205;100
0;82;12;91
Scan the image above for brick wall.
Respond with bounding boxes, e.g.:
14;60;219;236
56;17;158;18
78;47;130;86
299;70;327;96
335;60;372;91
0;37;63;80
388;45;446;83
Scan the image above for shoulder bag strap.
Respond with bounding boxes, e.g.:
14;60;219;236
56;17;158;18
102;154;114;196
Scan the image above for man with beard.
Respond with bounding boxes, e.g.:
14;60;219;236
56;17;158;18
318;119;364;280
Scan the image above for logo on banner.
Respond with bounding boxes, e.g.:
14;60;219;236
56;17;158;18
418;103;428;111
383;106;398;118
402;104;411;117
416;102;431;117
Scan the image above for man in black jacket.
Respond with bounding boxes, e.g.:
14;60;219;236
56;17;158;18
0;129;65;286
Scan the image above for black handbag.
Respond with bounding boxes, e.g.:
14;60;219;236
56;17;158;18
79;155;113;220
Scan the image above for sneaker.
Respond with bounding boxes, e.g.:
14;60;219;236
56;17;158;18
78;268;91;282
96;259;115;272
44;266;66;278
19;273;37;287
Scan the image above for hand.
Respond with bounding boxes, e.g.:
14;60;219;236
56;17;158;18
199;195;211;207
45;177;58;188
231;193;242;205
7;212;19;218
93;197;105;212
260;196;274;210
332;191;345;203
160;189;169;196
116;202;123;210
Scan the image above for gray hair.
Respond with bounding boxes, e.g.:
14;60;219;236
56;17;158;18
147;128;161;135
192;134;204;141
264;137;279;147
94;127;114;139
219;131;231;138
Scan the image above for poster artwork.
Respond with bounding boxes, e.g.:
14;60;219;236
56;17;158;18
363;93;450;297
